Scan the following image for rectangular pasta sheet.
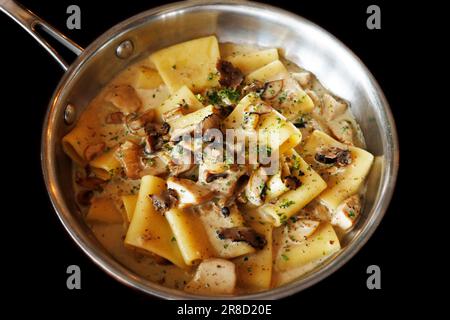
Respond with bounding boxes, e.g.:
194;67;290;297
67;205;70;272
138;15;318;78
301;130;374;210
233;218;273;290
165;208;214;265
124;175;187;268
258;149;327;226
150;36;220;93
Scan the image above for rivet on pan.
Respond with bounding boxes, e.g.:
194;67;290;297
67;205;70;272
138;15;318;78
116;40;134;59
64;104;76;125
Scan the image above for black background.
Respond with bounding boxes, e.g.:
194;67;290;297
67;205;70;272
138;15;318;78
1;0;430;315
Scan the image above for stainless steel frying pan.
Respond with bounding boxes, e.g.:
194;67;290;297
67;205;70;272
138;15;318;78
1;0;399;299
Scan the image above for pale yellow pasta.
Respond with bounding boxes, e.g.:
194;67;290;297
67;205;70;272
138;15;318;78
168;104;215;130
134;66;164;89
224;48;279;75
86;197;123;224
150;36;220;93
245;60;289;83
125;175;187;268
257;111;302;152
62;124;97;165
121;194;138;222
165;208;214;265
301;130;374;210
89;147;121;180
258;149;327;226
274;222;341;272
233;219;273;290
155;85;204;120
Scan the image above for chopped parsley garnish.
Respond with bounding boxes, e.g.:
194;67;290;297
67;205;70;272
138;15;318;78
279;199;295;209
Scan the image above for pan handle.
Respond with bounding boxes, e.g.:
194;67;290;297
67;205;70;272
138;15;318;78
0;0;83;71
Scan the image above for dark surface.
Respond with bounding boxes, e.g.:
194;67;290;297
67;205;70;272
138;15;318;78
2;0;427;314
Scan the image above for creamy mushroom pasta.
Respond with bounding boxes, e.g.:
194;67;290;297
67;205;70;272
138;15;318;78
62;36;373;295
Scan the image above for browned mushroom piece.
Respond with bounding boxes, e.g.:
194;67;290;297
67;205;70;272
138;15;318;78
75;176;105;190
84;143;105;161
143;134;165;155
76;190;94;206
105;112;124;124
205;172;229;183
199;113;222;141
241;80;265;96
244;166;269;206
216;59;244;88
261;79;284;100
116;141;142;179
149;189;178;213
105;84;142;114
243;101;273;115
126;109;156;132
315;147;352;167
217;227;267;250
283;175;301;190
142;122;170;155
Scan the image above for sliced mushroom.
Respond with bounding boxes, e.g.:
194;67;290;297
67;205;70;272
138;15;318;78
149;189;178;213
217;227;267;250
76;190;94;206
321;93;347;121
162;106;186;123
331;195;361;230
143;122;170;154
184;258;236;295
126;109;156;132
244;166;269;207
315;147;352;167
105;112;124;124
167;177;214;208
199;163;248;199
292;71;312;88
147;122;170;136
261;79;284;100
216;59;244;88
84;143;105;161
116;141;142;179
105;84;142;114
286;219;320;243
328;119;354;145
75;176;104;190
